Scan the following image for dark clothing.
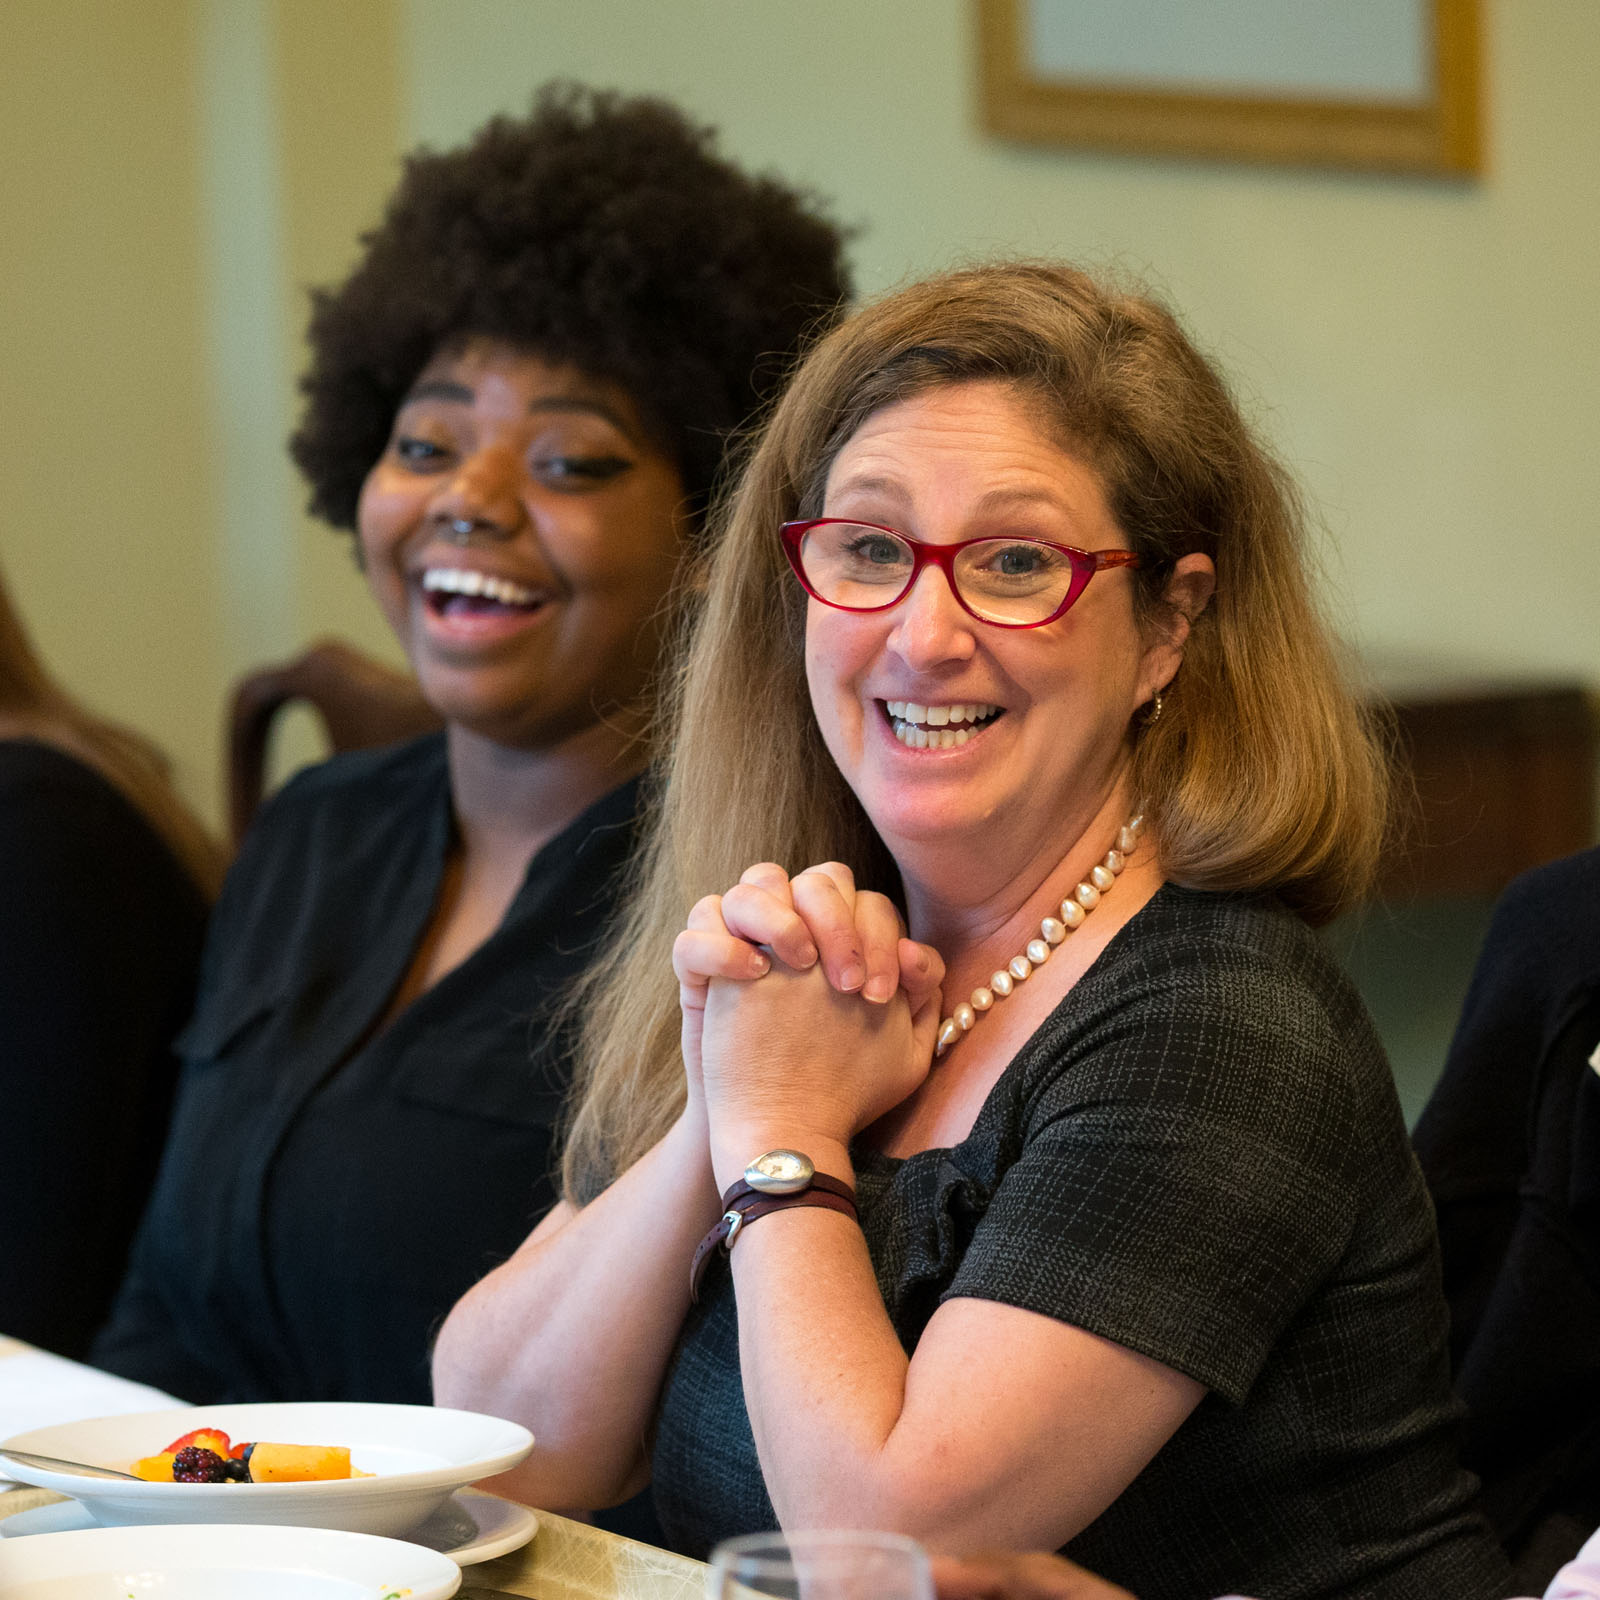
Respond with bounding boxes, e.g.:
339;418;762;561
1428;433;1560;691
92;734;638;1405
0;739;206;1359
654;886;1511;1600
1413;847;1600;1590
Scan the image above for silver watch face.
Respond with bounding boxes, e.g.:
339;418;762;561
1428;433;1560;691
744;1148;815;1195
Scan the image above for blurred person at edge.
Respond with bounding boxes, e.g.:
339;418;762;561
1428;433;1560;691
0;565;221;1357
90;85;850;1410
435;263;1511;1600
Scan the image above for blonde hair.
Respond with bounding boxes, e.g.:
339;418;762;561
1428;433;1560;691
0;568;226;898
562;261;1389;1203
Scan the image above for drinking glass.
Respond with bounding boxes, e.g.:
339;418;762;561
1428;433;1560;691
708;1530;934;1600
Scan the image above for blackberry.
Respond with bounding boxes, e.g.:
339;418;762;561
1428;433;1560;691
171;1446;228;1483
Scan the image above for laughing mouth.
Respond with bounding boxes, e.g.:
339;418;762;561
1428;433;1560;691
420;566;549;619
882;699;1003;749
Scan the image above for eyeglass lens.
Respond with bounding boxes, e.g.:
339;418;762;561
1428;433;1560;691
797;522;1081;626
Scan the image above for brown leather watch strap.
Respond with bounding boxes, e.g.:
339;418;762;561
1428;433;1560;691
719;1170;857;1209
689;1184;859;1303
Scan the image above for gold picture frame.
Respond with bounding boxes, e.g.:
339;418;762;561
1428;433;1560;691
977;0;1482;176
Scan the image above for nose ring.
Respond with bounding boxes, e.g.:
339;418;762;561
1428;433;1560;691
444;518;475;546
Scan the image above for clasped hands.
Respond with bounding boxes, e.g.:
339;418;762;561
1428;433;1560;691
672;861;946;1174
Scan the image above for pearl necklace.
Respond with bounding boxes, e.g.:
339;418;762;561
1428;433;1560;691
934;814;1144;1057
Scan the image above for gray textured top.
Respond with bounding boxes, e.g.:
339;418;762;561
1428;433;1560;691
651;885;1513;1600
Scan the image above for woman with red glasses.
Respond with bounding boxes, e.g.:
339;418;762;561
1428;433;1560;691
434;264;1511;1599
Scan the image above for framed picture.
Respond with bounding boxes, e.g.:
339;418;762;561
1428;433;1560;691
976;0;1482;176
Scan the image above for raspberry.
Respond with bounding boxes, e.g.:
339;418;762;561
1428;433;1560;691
171;1446;228;1482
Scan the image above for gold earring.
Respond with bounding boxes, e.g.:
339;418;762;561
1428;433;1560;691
1145;691;1165;727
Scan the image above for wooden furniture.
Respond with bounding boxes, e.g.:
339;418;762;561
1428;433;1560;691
226;639;442;845
1376;669;1599;901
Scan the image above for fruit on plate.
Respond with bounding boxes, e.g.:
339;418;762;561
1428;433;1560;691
247;1441;353;1482
168;1427;236;1456
131;1428;359;1483
131;1451;177;1482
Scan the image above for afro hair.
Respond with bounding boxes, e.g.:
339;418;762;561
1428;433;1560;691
290;83;853;535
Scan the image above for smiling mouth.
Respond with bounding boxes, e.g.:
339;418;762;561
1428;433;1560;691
881;699;1004;749
420;566;549;620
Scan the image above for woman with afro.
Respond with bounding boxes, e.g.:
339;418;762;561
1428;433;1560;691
92;84;851;1407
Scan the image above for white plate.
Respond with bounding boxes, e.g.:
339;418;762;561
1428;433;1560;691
1;1486;537;1568
407;1488;539;1566
0;1403;532;1540
0;1521;461;1598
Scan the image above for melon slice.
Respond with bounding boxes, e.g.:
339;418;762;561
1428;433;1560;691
245;1441;352;1482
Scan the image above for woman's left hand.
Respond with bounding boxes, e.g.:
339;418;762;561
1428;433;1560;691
695;863;943;1180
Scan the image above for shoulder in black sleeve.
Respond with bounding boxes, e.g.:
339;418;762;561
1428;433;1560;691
0;739;207;1357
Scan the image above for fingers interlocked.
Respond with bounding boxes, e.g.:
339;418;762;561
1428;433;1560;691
672;859;945;1015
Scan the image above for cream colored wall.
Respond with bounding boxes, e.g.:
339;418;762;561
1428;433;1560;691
402;0;1600;683
1;1;224;817
4;1;1596;831
194;0;408;795
0;0;403;828
271;0;406;660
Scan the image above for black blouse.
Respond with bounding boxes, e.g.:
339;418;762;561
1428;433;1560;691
92;734;638;1404
0;740;206;1358
653;886;1512;1600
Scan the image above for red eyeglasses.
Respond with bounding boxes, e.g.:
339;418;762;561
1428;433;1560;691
780;519;1141;629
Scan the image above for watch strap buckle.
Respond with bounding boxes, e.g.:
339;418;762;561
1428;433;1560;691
689;1182;859;1304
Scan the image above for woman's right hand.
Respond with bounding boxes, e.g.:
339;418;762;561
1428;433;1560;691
671;861;943;1094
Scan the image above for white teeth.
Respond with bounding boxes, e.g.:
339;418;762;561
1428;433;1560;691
882;697;1002;750
421;567;541;607
884;700;1000;727
892;722;975;750
884;697;1003;750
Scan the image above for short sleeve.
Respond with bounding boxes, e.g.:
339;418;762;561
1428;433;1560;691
944;932;1362;1404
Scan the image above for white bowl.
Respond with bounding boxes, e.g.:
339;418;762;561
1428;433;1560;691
0;1522;462;1598
0;1403;532;1539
